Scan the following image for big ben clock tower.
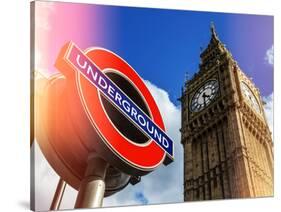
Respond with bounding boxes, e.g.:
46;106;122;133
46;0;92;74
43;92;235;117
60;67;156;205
180;24;273;201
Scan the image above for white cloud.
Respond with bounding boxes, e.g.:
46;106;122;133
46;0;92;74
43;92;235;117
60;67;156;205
263;93;273;134
264;45;274;66
33;80;183;210
104;80;183;207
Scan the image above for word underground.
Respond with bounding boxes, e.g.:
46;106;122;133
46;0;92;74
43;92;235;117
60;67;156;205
67;44;173;158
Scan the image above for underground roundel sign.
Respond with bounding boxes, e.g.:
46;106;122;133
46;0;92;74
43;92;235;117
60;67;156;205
55;41;174;176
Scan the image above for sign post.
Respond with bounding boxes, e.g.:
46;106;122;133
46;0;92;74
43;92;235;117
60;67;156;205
75;155;108;208
50;178;66;210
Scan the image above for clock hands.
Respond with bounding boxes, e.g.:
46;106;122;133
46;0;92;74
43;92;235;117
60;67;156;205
202;92;210;106
202;92;210;98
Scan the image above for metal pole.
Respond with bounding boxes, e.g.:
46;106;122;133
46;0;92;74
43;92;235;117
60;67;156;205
50;178;67;210
74;155;108;208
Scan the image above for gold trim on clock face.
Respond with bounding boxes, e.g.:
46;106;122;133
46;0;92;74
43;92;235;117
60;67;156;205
240;81;261;113
190;79;219;113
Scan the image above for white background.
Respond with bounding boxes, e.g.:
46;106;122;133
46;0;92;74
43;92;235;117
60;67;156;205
0;0;280;211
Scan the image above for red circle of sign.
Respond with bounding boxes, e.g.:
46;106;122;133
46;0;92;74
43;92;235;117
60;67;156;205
77;48;166;171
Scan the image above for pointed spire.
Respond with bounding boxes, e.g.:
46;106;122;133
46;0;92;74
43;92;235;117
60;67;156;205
185;71;189;82
210;22;216;36
184;71;189;84
200;21;224;63
184;71;190;88
210;21;219;41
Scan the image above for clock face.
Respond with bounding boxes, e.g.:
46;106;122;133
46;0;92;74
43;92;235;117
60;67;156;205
190;79;219;112
240;81;261;113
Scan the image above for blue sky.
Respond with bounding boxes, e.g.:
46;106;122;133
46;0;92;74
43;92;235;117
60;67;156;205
87;5;273;104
